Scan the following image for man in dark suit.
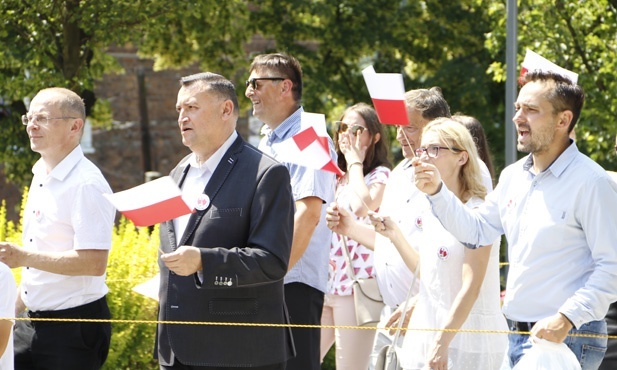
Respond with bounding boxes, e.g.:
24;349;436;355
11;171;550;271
156;72;295;370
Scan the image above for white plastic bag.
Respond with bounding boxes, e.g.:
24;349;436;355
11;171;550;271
512;338;581;370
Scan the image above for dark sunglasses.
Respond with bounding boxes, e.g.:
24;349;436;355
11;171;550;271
245;77;285;90
336;121;366;135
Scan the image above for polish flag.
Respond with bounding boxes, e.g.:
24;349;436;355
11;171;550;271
273;112;343;176
362;65;408;125
103;176;194;227
520;49;578;84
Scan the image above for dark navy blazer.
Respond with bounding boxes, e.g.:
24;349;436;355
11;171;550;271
156;134;295;367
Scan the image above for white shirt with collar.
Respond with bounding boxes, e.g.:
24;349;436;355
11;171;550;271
21;145;115;312
173;131;238;245
428;141;617;328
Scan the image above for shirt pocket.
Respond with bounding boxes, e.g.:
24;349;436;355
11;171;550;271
209;207;243;219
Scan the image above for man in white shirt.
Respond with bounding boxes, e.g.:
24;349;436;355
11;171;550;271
415;70;617;370
0;87;115;370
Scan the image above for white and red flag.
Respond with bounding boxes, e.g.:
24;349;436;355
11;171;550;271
103;176;194;227
362;65;408;125
520;49;578;84
273;112;343;176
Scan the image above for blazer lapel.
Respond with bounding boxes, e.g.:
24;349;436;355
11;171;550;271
164;163;190;251
178;135;243;246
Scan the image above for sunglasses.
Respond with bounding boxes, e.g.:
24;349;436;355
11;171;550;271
245;77;285;90
336;121;366;135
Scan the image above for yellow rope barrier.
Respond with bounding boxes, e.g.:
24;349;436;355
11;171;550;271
1;317;615;339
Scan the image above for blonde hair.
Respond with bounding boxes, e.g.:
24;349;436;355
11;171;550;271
423;118;486;202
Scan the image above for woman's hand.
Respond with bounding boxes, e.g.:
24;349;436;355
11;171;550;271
385;296;417;336
368;212;401;241
412;157;443;195
339;131;367;166
426;340;450;370
325;202;354;236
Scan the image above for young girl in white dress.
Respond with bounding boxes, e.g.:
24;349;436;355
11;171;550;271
371;118;507;370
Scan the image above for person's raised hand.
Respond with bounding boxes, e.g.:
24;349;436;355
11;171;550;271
412;157;443;195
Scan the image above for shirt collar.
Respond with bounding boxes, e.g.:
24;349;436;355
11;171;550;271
523;139;578;178
263;106;303;143
182;131;238;174
33;145;84;181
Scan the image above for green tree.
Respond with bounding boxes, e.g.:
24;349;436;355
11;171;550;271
485;0;617;170
0;0;251;185
244;0;505;168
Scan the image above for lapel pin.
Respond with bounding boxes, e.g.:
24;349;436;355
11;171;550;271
195;194;210;211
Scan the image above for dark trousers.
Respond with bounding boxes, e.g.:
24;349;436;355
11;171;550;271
14;296;112;370
284;282;324;370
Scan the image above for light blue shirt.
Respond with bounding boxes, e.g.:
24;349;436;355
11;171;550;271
258;107;336;293
428;141;617;328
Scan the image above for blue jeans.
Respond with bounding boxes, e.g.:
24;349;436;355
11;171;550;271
505;320;607;370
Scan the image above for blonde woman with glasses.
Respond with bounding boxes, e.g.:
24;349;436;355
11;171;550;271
369;118;507;370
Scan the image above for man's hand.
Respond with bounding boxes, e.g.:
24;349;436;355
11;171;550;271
160;246;203;276
0;242;24;268
531;313;573;343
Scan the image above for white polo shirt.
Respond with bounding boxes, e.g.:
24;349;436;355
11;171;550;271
21;145;115;312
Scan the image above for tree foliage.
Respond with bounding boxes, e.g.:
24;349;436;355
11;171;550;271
0;0;166;184
485;0;617;170
3;0;616;184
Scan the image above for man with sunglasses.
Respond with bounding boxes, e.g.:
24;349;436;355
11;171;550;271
0;87;115;370
245;53;336;370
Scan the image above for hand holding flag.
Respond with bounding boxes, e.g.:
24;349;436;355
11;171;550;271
103;176;194;227
272;112;343;176
362;66;409;125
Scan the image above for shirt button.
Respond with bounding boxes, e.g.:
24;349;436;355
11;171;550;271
39;184;43;187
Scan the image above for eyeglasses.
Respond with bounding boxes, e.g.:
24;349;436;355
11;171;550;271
336;121;366;136
245;77;285;90
415;145;462;158
21;115;77;126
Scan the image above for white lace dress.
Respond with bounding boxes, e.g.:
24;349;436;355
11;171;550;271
400;197;508;370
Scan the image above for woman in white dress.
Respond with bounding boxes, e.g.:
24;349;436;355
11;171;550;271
370;118;507;370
